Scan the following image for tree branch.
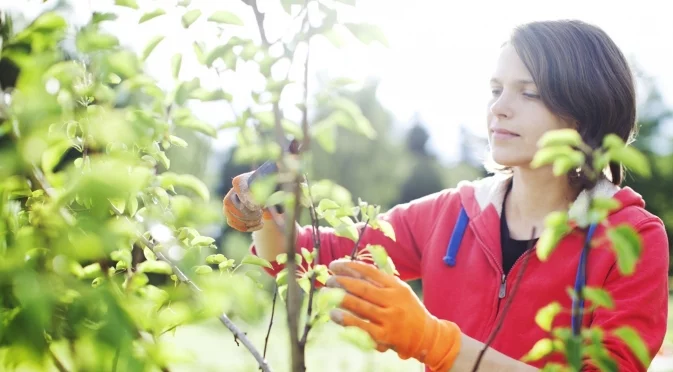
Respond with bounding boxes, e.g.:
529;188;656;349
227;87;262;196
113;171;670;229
49;347;68;372
142;230;273;372
299;176;319;347
263;285;278;361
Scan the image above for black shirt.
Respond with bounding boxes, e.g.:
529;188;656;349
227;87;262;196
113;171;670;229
500;184;537;276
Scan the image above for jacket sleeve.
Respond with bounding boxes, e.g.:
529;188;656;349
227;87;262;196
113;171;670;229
583;217;669;372
251;190;448;281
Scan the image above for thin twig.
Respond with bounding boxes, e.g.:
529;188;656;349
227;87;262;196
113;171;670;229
49;347;68;372
350;219;370;259
299;177;319;346
112;344;121;372
471;227;537;372
263;285;278;361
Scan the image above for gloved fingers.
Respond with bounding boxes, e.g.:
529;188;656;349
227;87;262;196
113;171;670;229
339;293;388;324
225;213;264;232
232;172;261;211
328;259;396;288
223;189;263;221
327;276;390;307
331;309;385;343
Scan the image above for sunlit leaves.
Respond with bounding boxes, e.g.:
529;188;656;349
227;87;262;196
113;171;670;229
139;9;166;23
181;10;202;28
207;11;244;26
607;225;643;275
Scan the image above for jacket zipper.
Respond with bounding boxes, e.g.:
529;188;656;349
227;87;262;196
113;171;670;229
496;245;536;308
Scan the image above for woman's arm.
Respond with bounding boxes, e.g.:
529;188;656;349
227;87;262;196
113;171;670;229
450;334;539;372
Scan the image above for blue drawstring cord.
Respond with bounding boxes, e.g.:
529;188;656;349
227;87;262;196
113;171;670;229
443;207;469;266
571;223;598;335
443;204;598;335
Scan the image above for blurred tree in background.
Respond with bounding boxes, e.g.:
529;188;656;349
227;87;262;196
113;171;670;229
623;78;673;274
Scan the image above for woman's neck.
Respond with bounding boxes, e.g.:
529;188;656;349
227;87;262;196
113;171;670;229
505;166;580;240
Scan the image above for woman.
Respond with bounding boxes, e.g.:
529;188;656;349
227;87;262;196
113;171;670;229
223;20;669;371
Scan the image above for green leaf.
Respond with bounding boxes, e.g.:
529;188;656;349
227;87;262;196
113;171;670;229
336;0;356;5
137;260;173;275
115;0;139;9
545;211;569;228
330;98;377;139
316;199;340;214
206;254;226;265
80;263;102;279
586;347;618;372
606;225;642;275
298;276;310;293
343;23;389;47
530;146;576;169
41;140;72;173
181;9;202;28
174;113;216;137
334;223;359;242
341;327;376;350
143;247;156;261
613;327;650;368
219;259;235;271
276;253;288;265
583;287;614;310
372;219;395;242
92;12;118;24
191;236;215;246
194;265;213;275
608;146;651;178
66;122;78;138
602;134;625;150
139;9;166;23
368;244;398;275
76;30;120;53
521;338;554;362
534;302;562;331
591;197;621;213
107;50;141;78
241;255;273;269
168;135;188;147
301;248;313;265
189;88;233;102
171;54;182;79
276;269;288;286
158;172;210;201
536;226;569;261
537;129;583;148
142;35;165;61
207;11;244;25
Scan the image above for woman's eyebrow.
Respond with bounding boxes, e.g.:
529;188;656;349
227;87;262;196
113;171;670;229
489;77;536;86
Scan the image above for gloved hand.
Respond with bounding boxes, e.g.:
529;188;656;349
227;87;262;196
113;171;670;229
222;171;272;232
326;259;462;372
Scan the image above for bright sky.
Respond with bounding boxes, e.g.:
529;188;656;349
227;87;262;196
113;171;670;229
5;0;673;164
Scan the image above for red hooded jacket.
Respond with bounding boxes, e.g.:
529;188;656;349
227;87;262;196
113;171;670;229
253;175;669;371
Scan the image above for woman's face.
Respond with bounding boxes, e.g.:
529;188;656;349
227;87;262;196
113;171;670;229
487;44;574;168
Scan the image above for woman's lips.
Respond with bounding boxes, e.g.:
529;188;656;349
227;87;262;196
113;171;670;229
491;128;520;140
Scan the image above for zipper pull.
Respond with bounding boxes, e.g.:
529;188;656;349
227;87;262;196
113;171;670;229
499;274;507;299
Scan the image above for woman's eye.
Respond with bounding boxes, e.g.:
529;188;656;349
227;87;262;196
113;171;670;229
491;89;502;96
523;92;540;99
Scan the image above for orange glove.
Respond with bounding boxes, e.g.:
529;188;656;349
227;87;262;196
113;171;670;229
222;171;273;232
326;259;461;372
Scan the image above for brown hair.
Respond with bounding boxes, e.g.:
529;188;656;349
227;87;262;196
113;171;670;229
488;20;638;189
